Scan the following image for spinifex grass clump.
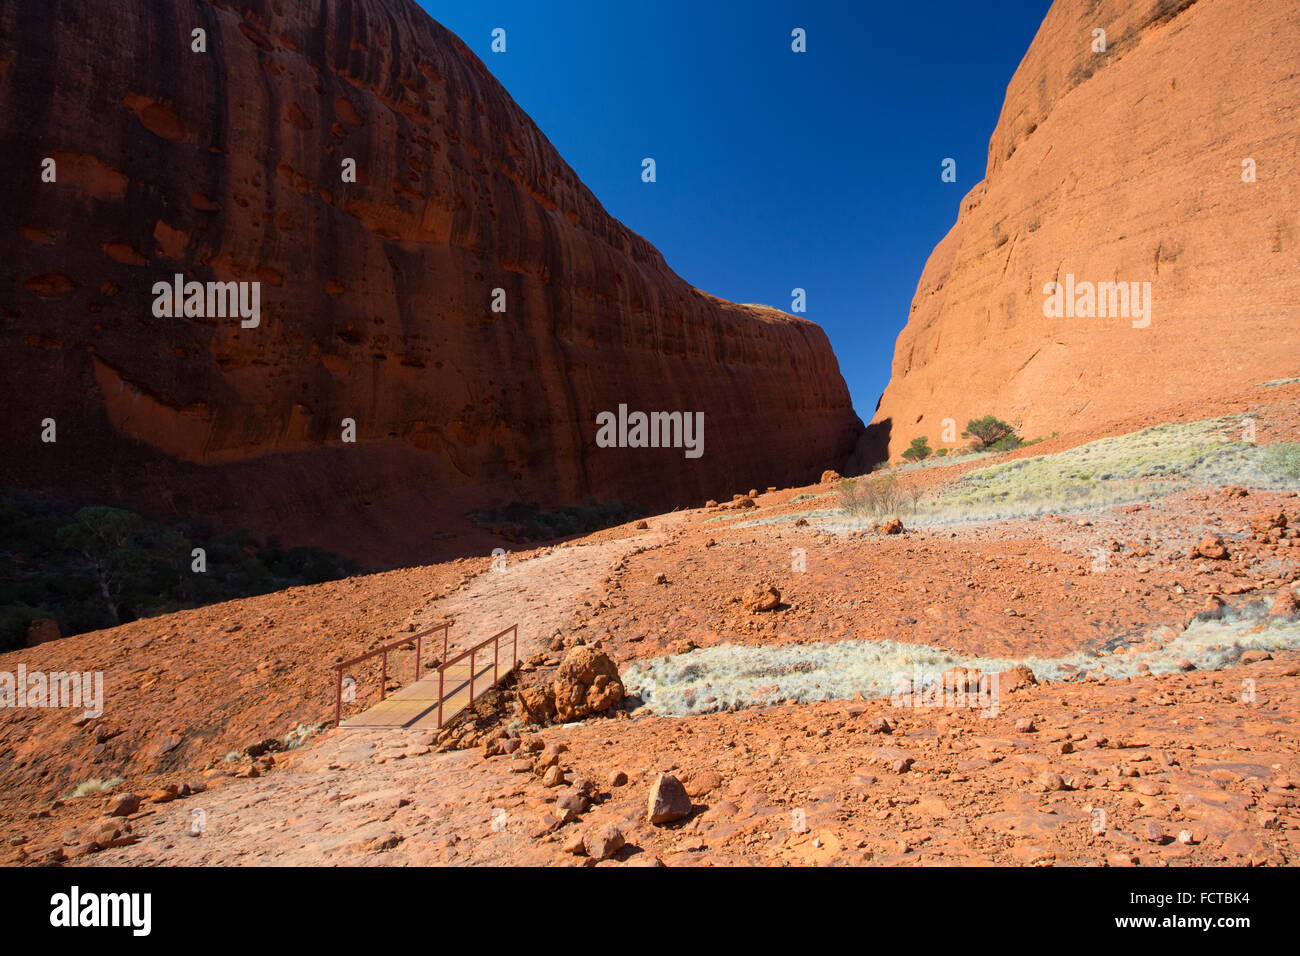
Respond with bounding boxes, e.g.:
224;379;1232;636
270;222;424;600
837;474;920;520
1261;442;1300;480
622;604;1300;717
65;777;125;799
886;416;1292;527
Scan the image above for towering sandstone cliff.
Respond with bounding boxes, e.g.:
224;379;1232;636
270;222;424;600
874;0;1299;458
0;0;861;564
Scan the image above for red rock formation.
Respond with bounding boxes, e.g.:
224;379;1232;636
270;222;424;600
0;0;861;565
873;0;1300;460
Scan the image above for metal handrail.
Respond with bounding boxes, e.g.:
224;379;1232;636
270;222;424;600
436;624;519;728
333;621;452;726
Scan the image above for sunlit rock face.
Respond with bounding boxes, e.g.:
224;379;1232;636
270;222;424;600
873;0;1300;460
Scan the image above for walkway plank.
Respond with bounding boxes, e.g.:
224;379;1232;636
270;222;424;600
339;657;500;730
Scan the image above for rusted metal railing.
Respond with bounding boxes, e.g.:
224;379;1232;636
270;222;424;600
436;624;519;728
333;621;452;726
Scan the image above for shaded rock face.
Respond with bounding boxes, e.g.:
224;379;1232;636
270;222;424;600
0;0;861;566
873;0;1300;459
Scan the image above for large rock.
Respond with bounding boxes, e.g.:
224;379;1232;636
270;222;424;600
516;684;557;725
0;0;862;567
552;645;624;723
646;773;692;825
870;0;1300;460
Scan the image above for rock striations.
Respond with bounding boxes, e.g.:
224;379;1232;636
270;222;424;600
0;0;862;565
872;0;1300;459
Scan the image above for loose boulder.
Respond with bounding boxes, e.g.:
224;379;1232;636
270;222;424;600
647;773;692;824
552;645;624;723
742;583;781;612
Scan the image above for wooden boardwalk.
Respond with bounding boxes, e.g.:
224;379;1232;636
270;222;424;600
340;654;506;730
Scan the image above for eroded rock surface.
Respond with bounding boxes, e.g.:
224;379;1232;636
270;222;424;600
0;0;861;565
873;0;1300;459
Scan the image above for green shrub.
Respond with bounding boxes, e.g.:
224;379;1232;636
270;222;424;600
902;436;932;462
0;495;357;651
962;415;1020;451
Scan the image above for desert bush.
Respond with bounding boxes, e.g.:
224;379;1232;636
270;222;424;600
466;498;642;541
838;478;864;517
962;415;1020;451
0;495;357;651
839;474;907;519
902;436;932;462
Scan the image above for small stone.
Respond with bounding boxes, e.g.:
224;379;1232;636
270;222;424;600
583;823;626;861
1039;772;1066;792
562;831;586;855
684;770;723;797
1143;820;1169;844
104;793;141;817
1195;534;1229;560
542;765;566;788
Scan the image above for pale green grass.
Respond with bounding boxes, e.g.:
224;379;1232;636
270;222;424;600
624;602;1300;717
1261;442;1300;480
65;776;124;799
829;416;1295;528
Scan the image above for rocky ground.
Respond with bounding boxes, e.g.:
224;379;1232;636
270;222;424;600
74;652;1300;867
2;384;1299;867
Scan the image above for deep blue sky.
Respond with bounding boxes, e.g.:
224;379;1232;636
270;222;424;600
419;0;1053;417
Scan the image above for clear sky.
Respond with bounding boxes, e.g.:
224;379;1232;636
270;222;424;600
418;0;1054;417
